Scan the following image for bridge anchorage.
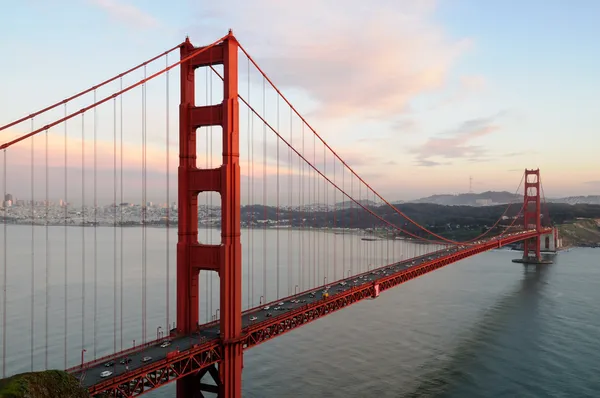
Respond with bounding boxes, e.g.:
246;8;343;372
0;30;557;398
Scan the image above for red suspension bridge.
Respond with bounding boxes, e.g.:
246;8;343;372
0;32;556;397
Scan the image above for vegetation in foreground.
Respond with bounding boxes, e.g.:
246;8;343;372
0;370;89;398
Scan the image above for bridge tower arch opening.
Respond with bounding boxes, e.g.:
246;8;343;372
177;32;242;398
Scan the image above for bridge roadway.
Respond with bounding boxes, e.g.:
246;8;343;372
71;230;536;391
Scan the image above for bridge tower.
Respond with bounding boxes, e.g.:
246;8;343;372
177;32;242;397
522;169;542;261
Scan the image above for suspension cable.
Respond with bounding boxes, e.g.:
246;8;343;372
93;89;98;359
0;44;181;133
165;53;171;333
81;113;86;355
63;104;68;368
119;77;124;351
208;65;453;244
1;35;228;151
30;118;35;371
236;42;485;245
276;96;280;299
113;95;117;355
45;128;49;369
2;149;7;377
262;76;267;302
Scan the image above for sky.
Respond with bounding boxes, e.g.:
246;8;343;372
1;0;599;205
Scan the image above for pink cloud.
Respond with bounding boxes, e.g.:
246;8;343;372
189;0;471;119
460;75;486;91
412;115;502;165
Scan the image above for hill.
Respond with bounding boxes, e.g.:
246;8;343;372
409;191;520;206
409;192;600;206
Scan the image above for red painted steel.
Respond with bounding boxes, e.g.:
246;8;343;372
176;31;242;398
86;341;222;397
523;169;542;260
84;231;550;397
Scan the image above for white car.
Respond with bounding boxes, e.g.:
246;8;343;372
160;341;171;348
263;306;270;310
100;370;113;378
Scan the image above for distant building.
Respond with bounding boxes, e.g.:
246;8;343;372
475;199;492;206
4;193;13;203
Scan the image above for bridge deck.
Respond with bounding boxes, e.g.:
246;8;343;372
72;230;543;397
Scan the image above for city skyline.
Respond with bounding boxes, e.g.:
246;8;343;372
2;1;600;200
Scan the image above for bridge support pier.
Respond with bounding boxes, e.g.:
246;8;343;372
177;32;243;398
512;169;553;265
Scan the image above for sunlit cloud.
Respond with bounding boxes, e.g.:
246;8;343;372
189;0;471;119
411;113;504;166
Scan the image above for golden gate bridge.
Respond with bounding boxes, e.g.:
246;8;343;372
0;32;556;397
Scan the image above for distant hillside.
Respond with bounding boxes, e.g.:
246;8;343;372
334;199;377;209
547;195;600;205
409;191;520;206
409;192;600;206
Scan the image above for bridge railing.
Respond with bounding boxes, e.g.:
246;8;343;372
66;335;173;373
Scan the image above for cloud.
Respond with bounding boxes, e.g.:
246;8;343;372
189;0;471;119
391;118;420;134
412;113;503;165
460;75;486;91
415;159;445;167
89;0;159;29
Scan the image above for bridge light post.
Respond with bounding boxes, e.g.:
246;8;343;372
323;276;328;286
215;309;220;320
294;285;298;295
347;270;351;278
80;349;87;370
259;295;264;306
157;326;162;340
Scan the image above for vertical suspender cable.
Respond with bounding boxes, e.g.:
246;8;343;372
311;134;319;287
300;123;304;290
342;162;345;279
30;118;35;371
246;58;251;309
262;77;266;302
314;133;318;286
210;68;214;319
276;96;280;299
297;123;301;289
2;149;7;377
81;113;86;355
119;78;124;350
45;128;49;369
351;173;354;275
142;65;147;343
333;157;336;282
113;96;117;354
165;54;171;331
93;89;98;359
288;108;292;296
205;68;209;322
251;80;255;307
63;104;68;367
323;145;327;284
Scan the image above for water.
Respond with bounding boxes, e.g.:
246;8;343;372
1;225;599;397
